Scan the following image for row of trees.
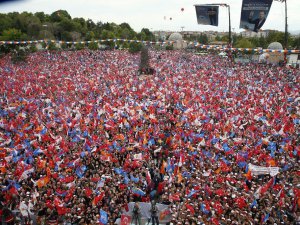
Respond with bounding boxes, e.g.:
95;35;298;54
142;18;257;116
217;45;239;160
184;31;300;49
0;10;155;42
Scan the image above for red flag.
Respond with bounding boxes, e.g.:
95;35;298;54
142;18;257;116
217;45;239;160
92;192;104;206
146;170;151;185
211;218;219;225
185;204;195;215
214;201;223;215
121;215;131;225
260;178;274;195
215;189;226;197
235;197;247;209
169;193;180;202
85;188;93;197
220;161;230;172
157;182;165;194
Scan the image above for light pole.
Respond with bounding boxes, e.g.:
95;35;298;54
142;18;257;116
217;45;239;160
275;0;288;64
197;3;232;46
284;0;288;64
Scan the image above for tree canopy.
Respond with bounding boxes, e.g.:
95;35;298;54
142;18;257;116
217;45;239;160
0;10;154;42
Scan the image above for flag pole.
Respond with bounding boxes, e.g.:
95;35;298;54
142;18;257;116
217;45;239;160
227;4;232;46
202;3;232;46
284;0;288;65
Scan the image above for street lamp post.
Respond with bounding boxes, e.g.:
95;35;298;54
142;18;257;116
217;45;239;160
284;0;288;64
199;3;232;46
227;4;232;46
275;0;288;64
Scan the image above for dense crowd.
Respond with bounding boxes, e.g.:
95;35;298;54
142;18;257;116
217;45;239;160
0;49;299;225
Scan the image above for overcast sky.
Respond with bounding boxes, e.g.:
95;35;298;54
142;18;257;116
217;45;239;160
0;0;299;33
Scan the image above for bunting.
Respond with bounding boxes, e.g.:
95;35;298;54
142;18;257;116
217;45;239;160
0;39;299;53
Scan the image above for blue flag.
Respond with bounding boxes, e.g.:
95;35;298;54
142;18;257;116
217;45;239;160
132;188;145;196
250;199;258;208
75;165;87;178
187;190;198;198
238;161;247;168
33;148;44;156
99;209;108;224
40;128;47;135
114;168;125;175
200;203;210;214
130;174;139;183
123;175;130;184
222;143;231;152
262;213;270;223
72;136;81;142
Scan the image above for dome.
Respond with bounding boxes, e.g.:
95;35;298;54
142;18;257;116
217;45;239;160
168;32;183;41
267;42;283;50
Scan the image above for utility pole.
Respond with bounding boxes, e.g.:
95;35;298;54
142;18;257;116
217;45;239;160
227;4;232;46
284;0;288;64
275;0;288;64
198;4;232;46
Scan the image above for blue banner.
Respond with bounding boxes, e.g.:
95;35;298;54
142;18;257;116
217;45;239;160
195;5;219;26
240;0;273;32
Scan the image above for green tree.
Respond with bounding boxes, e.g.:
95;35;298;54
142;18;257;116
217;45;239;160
258;36;267;48
1;28;23;40
48;41;58;51
86;19;96;30
75;42;85;50
128;42;142;53
29;44;37;53
0;14;13;34
221;35;229;43
235;39;255;48
120;28;131;39
85;31;95;41
61;42;68;50
70;31;81;41
59;18;75;32
38;30;55;40
215;35;222;41
50;10;71;22
61;31;72;41
88;41;98;50
198;33;208;44
232;34;243;47
166;45;174;50
34;12;48;23
292;36;300;49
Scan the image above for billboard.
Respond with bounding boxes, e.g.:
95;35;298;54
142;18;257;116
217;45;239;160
195;5;219;26
240;0;273;32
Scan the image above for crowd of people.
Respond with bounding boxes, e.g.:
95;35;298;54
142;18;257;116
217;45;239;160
0;49;299;225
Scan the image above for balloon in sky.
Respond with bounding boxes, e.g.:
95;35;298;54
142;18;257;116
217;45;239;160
181;8;184;12
170;17;172;20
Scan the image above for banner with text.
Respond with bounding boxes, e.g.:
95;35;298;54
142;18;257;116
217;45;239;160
195;5;219;26
248;163;280;177
240;0;273;32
